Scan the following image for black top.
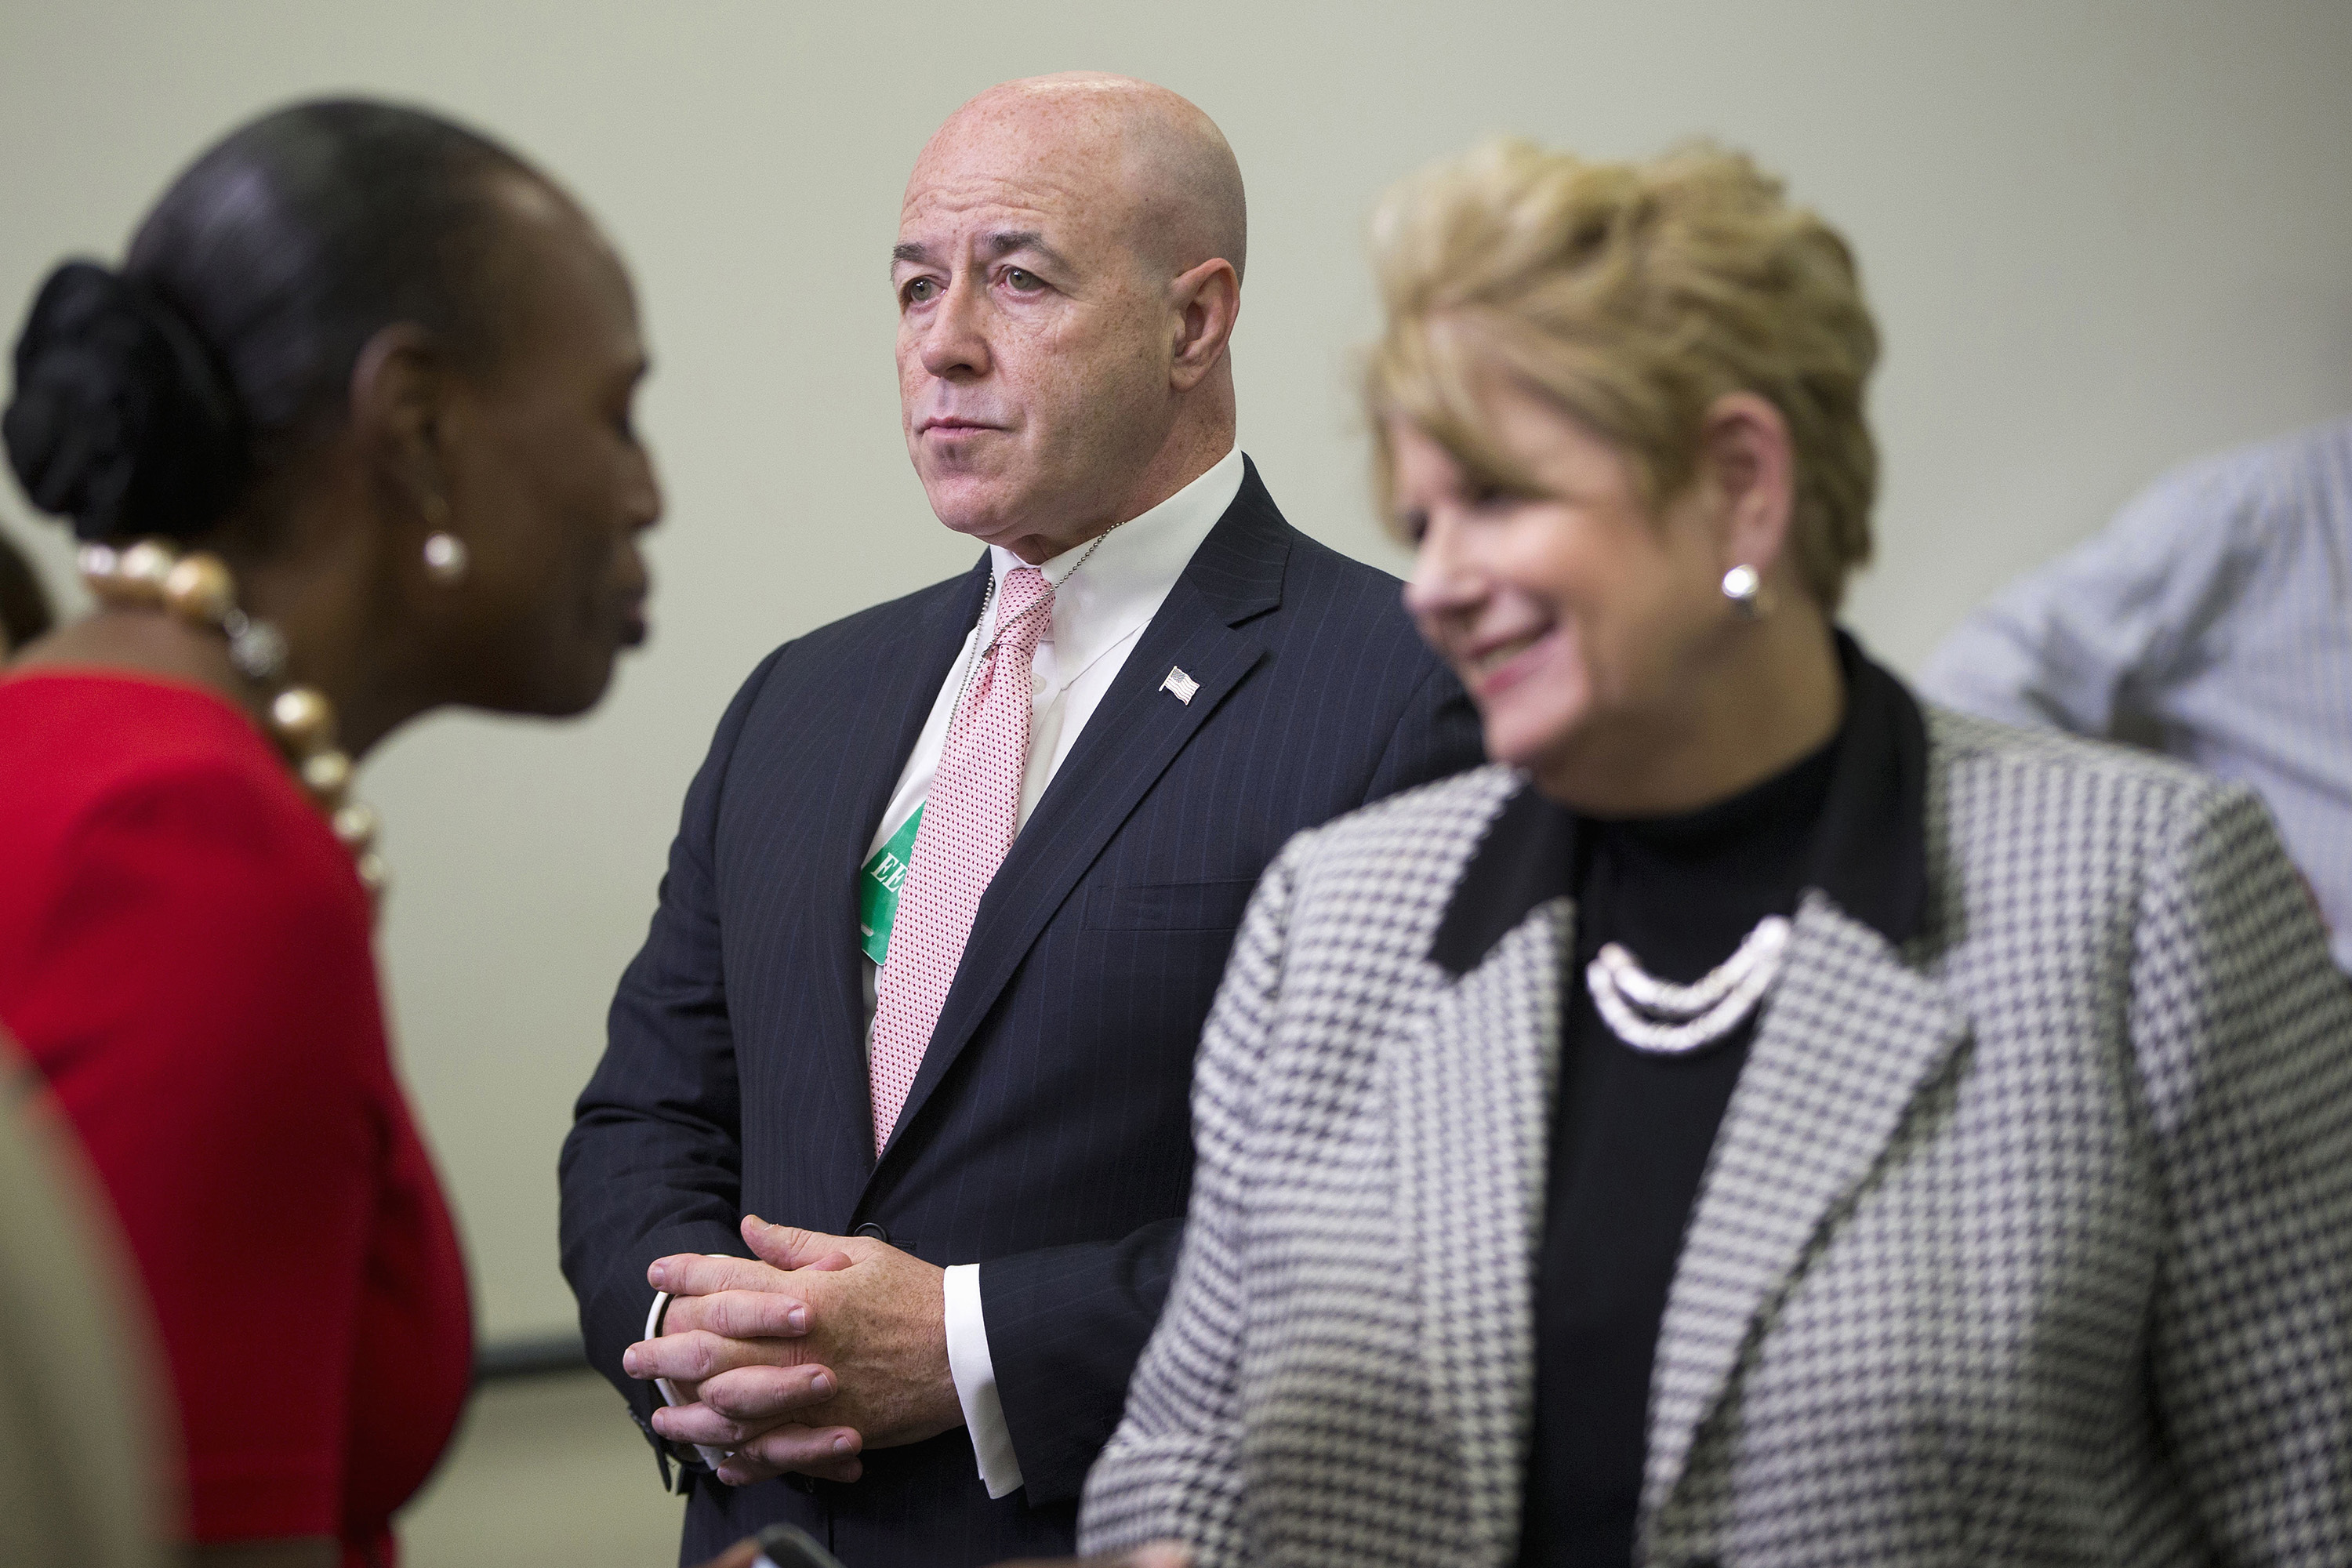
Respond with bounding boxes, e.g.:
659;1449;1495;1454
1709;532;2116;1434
1430;633;1932;1568
1517;726;1836;1567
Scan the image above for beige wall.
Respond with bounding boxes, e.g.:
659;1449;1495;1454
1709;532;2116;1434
5;1;2350;1341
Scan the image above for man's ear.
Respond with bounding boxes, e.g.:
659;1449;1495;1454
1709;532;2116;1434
1167;257;1240;391
347;322;451;517
1700;391;1798;584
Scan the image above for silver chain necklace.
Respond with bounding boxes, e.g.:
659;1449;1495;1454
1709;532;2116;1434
950;520;1125;709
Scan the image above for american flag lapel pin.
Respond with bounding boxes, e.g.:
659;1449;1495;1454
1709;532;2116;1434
1160;666;1200;705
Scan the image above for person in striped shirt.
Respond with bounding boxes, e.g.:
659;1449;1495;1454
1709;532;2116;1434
1920;418;2352;968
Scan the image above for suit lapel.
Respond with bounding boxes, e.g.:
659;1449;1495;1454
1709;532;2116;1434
1641;892;1965;1527
871;473;1291;1165
1396;898;1569;1565
801;560;990;1171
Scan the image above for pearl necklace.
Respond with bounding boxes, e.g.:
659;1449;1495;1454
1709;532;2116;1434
78;539;387;904
1584;914;1791;1054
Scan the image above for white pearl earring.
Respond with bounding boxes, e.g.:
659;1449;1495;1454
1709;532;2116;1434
423;532;470;584
420;493;469;585
1722;564;1770;618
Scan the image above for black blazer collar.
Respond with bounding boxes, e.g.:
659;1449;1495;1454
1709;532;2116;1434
1168;454;1289;627
1430;632;1929;976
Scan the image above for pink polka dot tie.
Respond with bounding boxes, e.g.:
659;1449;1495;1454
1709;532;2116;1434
869;566;1055;1153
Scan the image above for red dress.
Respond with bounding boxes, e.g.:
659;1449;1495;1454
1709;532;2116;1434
0;670;471;1567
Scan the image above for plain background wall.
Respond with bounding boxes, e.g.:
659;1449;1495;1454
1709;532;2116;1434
5;1;2350;1344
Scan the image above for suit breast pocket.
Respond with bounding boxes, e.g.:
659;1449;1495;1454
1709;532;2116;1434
1083;877;1261;932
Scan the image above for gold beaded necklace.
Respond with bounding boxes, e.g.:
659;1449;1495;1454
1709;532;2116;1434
78;538;387;903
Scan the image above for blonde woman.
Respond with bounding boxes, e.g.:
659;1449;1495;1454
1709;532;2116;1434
1080;141;2352;1567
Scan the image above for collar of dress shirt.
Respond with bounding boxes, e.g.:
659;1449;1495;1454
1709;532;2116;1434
982;446;1246;691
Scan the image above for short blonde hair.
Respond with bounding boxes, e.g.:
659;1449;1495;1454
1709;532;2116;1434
1366;139;1880;612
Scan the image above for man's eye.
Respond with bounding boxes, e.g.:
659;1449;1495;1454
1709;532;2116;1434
904;278;940;305
1003;267;1043;292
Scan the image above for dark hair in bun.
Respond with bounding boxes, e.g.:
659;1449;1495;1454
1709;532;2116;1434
3;99;540;545
4;263;246;543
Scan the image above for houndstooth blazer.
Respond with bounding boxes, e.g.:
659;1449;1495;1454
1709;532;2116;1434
1079;707;2352;1567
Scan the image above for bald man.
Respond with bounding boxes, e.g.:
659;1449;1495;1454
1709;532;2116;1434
561;75;1479;1566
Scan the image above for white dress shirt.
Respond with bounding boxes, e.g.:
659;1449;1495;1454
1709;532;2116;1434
865;447;1241;1498
864;448;1246;870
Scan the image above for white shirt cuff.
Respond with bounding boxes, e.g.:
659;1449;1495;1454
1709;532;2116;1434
646;1287;735;1471
945;1262;1024;1498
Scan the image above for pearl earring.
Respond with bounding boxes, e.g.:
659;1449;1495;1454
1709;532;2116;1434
423;532;470;584
1722;564;1771;618
419;495;468;584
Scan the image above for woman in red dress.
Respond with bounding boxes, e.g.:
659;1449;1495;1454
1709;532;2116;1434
0;100;660;1567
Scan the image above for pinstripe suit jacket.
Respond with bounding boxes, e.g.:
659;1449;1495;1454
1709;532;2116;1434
559;463;1483;1566
1081;706;2352;1567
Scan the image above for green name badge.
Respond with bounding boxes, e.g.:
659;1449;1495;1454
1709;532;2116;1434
858;807;922;967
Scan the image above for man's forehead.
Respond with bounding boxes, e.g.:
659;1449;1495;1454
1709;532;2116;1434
896;162;1114;256
901;171;1058;227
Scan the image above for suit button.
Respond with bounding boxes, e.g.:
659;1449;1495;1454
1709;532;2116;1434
853;1221;890;1243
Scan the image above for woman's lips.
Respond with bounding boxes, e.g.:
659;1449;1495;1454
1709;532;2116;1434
1461;626;1554;701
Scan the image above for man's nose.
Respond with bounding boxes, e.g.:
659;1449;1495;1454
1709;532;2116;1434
918;275;992;380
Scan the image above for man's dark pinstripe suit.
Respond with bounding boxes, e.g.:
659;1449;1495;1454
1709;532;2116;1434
559;461;1483;1566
